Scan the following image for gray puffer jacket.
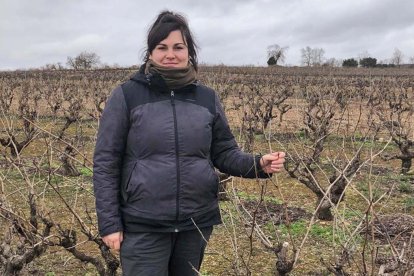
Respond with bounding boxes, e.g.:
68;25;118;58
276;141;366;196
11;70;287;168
93;70;269;237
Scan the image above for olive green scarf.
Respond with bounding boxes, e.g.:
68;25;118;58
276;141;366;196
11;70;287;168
145;60;197;90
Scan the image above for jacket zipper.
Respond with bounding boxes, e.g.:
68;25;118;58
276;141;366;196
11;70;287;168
171;90;181;230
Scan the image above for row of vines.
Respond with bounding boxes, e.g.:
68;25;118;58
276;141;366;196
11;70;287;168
1;66;414;275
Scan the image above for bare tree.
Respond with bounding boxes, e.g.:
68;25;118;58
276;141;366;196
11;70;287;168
42;62;65;70
301;46;312;67
390;48;404;67
67;51;101;70
301;46;325;67
311;48;325;66
323;58;340;67
267;44;289;65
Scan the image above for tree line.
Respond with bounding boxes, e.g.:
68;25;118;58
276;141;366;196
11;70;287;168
26;45;414;71
267;44;414;68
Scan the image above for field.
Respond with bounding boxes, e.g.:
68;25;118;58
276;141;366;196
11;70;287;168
1;66;414;275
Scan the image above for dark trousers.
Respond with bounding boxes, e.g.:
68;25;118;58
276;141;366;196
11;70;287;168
120;227;213;276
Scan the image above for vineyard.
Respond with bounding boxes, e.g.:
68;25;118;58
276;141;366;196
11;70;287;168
1;66;414;275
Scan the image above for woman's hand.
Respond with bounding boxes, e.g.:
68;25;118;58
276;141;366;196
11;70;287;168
259;152;286;174
102;231;123;251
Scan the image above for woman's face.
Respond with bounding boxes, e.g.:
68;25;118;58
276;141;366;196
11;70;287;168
149;30;189;68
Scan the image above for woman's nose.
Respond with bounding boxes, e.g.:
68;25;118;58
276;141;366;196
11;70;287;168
165;49;175;59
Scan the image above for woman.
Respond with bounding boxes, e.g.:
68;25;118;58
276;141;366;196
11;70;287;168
93;10;285;276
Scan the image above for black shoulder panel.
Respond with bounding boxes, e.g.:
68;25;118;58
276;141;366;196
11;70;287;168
121;80;169;112
174;84;217;116
194;85;217;116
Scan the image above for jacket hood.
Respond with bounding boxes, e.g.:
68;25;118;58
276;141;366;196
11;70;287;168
129;65;150;85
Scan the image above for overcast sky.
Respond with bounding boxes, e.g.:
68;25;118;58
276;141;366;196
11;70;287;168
1;0;414;70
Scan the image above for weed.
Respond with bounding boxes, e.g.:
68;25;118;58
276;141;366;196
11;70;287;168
398;182;413;194
310;223;333;239
404;197;414;212
79;167;93;177
356;179;384;201
278;220;307;237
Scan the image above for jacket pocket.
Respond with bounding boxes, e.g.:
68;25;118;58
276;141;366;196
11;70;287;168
122;161;138;202
208;159;220;194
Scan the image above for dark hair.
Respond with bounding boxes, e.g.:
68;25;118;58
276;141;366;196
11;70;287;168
144;11;199;71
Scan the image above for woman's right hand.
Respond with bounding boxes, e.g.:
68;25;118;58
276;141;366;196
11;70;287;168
102;231;123;251
260;152;286;174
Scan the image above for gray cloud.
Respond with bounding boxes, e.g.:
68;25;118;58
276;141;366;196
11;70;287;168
1;0;413;69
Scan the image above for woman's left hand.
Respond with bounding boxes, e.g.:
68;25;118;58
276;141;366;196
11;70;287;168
259;152;286;174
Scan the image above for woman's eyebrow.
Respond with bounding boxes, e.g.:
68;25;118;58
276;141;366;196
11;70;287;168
156;43;187;46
